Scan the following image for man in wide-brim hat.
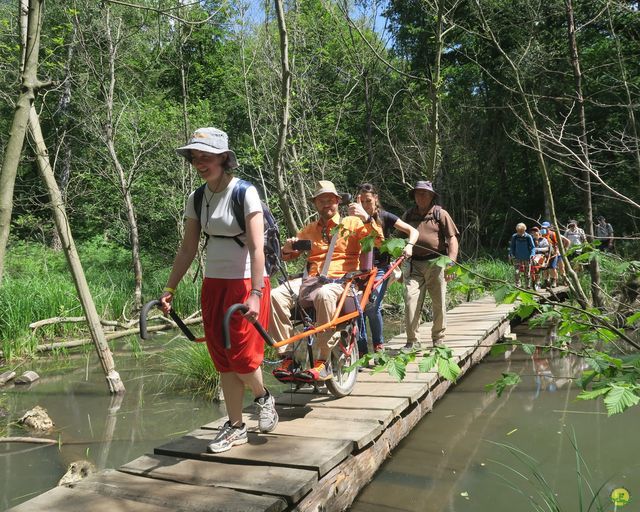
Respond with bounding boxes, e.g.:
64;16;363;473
401;180;459;350
269;180;382;383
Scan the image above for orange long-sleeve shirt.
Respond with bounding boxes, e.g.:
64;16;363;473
284;213;383;278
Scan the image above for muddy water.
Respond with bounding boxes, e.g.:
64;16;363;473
350;324;640;511
3;324;639;511
0;334;228;510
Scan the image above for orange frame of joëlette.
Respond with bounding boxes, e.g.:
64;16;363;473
270;255;405;350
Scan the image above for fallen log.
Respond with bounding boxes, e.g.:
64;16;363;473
0;436;57;445
34;316;203;353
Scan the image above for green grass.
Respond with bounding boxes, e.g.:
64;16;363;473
0;239;201;358
159;339;220;399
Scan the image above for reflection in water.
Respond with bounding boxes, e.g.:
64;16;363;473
350;324;640;512
0;334;226;510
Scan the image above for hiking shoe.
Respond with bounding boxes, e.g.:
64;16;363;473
402;341;421;352
272;357;295;382
207;421;247;453
373;343;384;352
296;360;333;382
254;390;278;433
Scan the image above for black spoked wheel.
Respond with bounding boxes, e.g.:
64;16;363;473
325;320;359;398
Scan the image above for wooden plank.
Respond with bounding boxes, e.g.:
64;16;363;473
154;428;352;477
202;415;381;450
70;469;286;512
356;370;437;384
119;454;317;504
277;393;409;417
275;404;396;428
6;486;171;512
349;382;428;403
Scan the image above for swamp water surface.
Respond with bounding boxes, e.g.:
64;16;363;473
350;324;640;511
1;324;638;511
0;334;225;510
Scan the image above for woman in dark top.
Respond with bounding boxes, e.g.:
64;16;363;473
349;183;418;353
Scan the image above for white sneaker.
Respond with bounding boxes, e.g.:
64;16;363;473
255;390;278;433
207;421;247;453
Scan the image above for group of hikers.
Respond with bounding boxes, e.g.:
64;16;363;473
508;216;614;289
158;127;460;453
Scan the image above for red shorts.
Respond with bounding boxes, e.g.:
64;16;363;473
201;277;271;374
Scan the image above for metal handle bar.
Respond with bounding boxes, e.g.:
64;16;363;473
373;255;406;289
223;303;275;349
139;299;196;341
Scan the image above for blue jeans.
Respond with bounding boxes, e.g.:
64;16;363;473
358;267;390;354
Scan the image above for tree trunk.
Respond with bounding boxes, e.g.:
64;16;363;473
425;0;444;181
0;0;42;283
272;0;298;236
103;7;143;311
51;23;77;252
475;1;590;307
564;0;602;308
28;105;125;394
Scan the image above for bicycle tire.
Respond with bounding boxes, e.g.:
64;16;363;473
325;320;359;398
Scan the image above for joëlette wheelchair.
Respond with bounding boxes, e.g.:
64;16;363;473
140;254;404;398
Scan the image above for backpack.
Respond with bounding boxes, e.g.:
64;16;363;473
193;179;282;277
401;205;445;256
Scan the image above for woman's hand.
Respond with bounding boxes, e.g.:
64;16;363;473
243;293;261;323
159;291;173;315
348;202;369;221
402;243;413;258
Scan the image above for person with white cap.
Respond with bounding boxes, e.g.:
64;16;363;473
160;127;277;453
401;180;459;349
269;180;383;382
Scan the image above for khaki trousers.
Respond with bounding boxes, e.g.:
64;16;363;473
269;277;345;358
403;259;446;344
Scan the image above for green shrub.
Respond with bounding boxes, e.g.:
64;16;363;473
159;340;220;399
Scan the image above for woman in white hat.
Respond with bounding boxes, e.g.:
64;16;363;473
160;127;277;453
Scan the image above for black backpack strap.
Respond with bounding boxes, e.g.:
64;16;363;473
193;183;207;230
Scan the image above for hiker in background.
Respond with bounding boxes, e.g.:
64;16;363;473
401;181;459;350
595;215;614;252
564;220;587;271
564;220;586;254
530;227;549;290
540;221;559;287
269;180;383;383
508;222;535;287
556;232;572;285
352;183;419;355
160;127;277;454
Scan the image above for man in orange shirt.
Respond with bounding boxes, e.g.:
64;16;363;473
269;180;383;382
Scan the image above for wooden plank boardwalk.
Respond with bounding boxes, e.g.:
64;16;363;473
8;294;520;512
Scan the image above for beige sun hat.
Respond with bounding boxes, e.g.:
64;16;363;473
176;127;238;169
309;180;342;200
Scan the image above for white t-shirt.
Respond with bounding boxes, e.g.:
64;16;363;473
185;177;264;279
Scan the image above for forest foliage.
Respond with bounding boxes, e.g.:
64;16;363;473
0;0;638;262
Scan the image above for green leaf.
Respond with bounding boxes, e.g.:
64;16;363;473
576;386;610;401
520;343;535;355
380;238;406;258
418;353;437;372
437;356;461;381
485;372;521;397
626;311;640;326
494;285;518;304
386;358;407;382
603;385;640;416
434;255;452;268
490;344;510;357
359;232;378;253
